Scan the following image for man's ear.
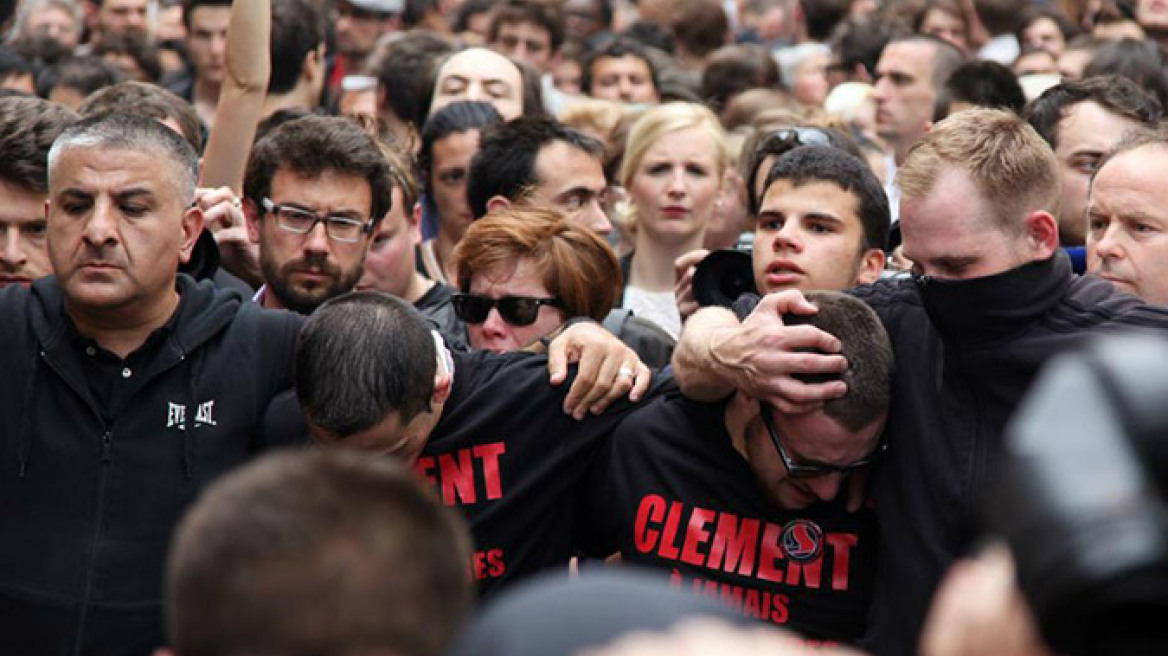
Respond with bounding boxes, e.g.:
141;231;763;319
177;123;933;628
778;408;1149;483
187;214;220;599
484;195;512;216
854;248;887;285
243;198;262;244
179;206;205;264
409;201;423;245
1024;210;1059;258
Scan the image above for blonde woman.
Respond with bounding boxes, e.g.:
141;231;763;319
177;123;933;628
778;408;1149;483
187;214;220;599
617;102;729;339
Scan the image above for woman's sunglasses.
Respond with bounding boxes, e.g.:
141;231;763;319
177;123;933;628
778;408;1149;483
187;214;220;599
452;293;566;327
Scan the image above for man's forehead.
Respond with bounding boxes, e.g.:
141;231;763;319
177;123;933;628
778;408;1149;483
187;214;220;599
51;146;174;188
1093;144;1168;195
879;41;933;75
536;140;603;179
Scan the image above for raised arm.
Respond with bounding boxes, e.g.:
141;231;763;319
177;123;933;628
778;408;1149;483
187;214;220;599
199;0;271;192
671;290;849;413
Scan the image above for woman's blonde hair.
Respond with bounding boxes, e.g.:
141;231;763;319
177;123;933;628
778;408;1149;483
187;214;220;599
616;102;730;237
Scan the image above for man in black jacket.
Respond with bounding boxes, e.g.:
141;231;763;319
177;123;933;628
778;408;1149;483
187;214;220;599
0;113;307;655
670;108;1168;655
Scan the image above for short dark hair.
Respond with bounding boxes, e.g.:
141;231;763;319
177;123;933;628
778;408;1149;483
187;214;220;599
488;0;566;53
888;34;967;91
784;291;893;432
296;291;438;432
1082;39;1168;112
763;145;890;252
1022;75;1162;151
78;80;204;152
936;59;1026;120
49;112;200;202
374;31;455;129
467;116;604;218
244;115;395;225
94;32;163;83
167;449;472;656
580;36;659;95
0;96;78;194
830;17;896;80
43;56;122;99
744;127;864;215
669;0;728;59
1014;6;1078;46
417;100;503;200
700;43;780;112
799;0;851;41
620;19;675;53
0;44;33;83
269;0;324;95
181;0;231;29
450;0;495;33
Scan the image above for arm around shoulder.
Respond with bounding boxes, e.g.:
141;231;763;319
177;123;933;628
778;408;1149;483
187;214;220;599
671;306;743;402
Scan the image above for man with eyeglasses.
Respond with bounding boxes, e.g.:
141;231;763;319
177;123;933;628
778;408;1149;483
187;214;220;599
580;291;890;643
243;114;391;315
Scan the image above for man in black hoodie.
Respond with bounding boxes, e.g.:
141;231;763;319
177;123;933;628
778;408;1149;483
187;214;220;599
0;113;306;655
670;108;1168;655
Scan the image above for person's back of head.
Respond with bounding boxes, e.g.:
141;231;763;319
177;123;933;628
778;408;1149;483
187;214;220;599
700;43;781;113
973;0;1025;36
900;107;1059;231
41;57;123;108
78;80;204;151
467;116;604;218
1083;38;1168;111
937;59;1026;120
454;204;621;321
269;0;325;97
166;449;473;656
763;144;890;252
798;0;851;42
1023;74;1162;151
0;44;34;92
788;290;893;432
668;0;728;64
94;31;163;84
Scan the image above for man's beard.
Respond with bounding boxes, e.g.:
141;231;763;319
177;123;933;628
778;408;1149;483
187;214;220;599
262;251;363;315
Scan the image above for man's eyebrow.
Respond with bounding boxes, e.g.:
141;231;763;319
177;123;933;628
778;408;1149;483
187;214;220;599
113;188;155;201
803;211;844;223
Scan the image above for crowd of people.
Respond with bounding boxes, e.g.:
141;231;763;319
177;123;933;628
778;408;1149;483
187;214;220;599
2;0;1168;654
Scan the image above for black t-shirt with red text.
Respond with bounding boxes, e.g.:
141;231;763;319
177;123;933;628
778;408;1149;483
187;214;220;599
416;350;666;598
582;385;877;644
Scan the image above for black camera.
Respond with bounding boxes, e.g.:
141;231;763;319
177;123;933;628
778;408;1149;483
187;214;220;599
990;333;1168;656
692;238;757;309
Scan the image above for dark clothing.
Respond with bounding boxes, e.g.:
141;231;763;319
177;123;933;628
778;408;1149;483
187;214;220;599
733;253;1168;654
415;281;455;312
0;275;307;655
417;350;668;598
582;385;877;643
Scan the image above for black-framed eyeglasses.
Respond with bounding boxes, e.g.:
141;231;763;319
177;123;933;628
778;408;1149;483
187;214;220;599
759;402;886;478
452;293;566;327
262;198;372;244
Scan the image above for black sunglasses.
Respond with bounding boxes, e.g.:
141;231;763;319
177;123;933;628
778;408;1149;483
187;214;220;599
452;293;566;327
759;402;886;478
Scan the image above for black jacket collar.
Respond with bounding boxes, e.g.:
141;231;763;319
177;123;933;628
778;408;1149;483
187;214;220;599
915;252;1072;346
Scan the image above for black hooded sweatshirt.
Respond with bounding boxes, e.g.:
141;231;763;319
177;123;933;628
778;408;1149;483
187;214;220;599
0;274;305;655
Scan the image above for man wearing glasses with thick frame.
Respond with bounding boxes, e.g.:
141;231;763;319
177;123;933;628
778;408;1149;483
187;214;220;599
243;114;394;314
581;291;892;643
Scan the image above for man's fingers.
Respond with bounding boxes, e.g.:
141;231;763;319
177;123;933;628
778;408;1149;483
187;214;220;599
673;248;709;281
564;348;603;419
629;362;652;402
589;359;641;415
776;324;844;355
763;377;847;408
579;349;624;416
754;288;817;318
546;339;570;386
784;350;848;374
